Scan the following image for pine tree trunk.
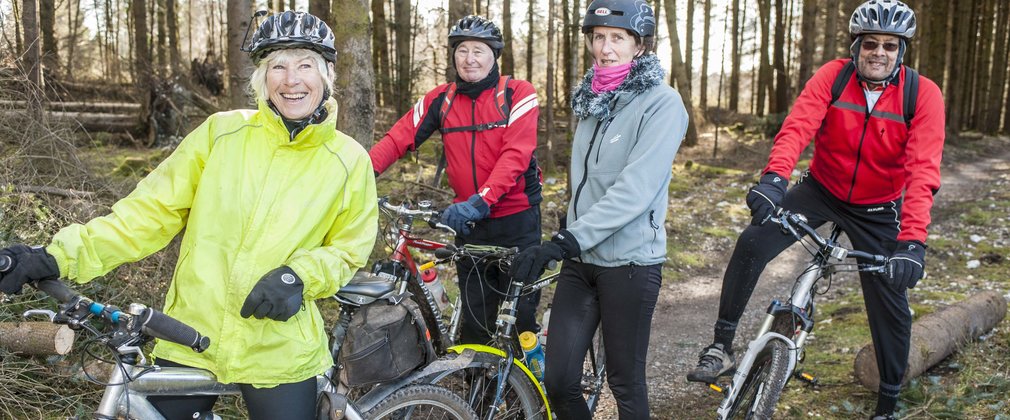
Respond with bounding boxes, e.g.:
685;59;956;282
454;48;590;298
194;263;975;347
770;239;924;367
700;0;711;110
166;0;180;76
502;0;515;76
545;0;556;172
972;0;995;131
332;0;376;146
65;0;82;79
393;0;412;112
310;0;331;21
729;0;740;112
663;0;698;147
772;0;789;113
797;0;818;89
525;0;534;82
685;0;694;100
985;0;1008;134
371;0;390;107
561;0;572;106
226;0;253;109
156;0;166;77
821;0;838;64
447;0;469;82
757;0;771;116
947;0;973;136
132;0;152;137
39;0;57;80
21;0;41;87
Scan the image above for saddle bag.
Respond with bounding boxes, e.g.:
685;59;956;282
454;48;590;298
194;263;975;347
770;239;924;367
337;293;435;387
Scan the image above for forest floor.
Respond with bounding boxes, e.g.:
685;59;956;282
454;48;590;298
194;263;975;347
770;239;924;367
2;110;1009;419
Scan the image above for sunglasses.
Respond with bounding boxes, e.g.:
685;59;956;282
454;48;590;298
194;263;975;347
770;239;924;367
861;40;900;52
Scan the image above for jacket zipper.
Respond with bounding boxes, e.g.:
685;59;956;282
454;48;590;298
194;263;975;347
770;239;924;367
470;99;479;193
847;110;872;203
573;120;604;218
594;118;613;165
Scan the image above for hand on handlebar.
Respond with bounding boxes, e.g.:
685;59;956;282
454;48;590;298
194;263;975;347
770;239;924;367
508;230;580;284
746;172;788;226
886;240;926;290
440;194;490;236
0;244;60;295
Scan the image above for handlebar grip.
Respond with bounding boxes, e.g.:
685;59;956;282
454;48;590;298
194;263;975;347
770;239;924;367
433;244;458;260
0;255;11;273
139;308;211;353
34;279;78;303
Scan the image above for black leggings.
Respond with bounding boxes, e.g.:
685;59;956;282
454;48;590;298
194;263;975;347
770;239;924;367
148;359;317;420
544;260;662;420
713;175;912;408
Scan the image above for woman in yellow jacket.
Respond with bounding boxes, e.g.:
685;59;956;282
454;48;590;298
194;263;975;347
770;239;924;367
0;11;376;419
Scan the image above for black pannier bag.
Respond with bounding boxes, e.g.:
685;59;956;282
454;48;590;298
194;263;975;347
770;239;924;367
337;293;436;387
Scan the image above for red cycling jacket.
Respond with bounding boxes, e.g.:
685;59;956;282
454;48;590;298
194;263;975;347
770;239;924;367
369;79;542;218
765;59;945;243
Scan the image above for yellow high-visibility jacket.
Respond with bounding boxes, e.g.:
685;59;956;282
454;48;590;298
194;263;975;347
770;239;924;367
47;98;378;385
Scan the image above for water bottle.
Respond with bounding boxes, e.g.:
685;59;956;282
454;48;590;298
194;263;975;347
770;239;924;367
519;331;546;382
539;308;551;347
421;268;450;311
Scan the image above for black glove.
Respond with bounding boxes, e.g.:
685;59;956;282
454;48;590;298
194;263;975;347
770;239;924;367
886;240;926;290
440;194;490;236
746;172;789;226
509;229;581;284
241;266;304;321
0;245;60;295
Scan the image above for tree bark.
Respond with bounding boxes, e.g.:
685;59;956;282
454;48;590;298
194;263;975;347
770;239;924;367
1004;0;1010;133
854;291;1007;391
446;0;470;82
772;0;789;113
0;322;75;356
756;0;771;116
502;0;515;76
561;0;572;106
946;0;973;135
545;0;556;172
821;0;838;63
393;0;412;113
21;0;42;87
310;0;331;22
226;1;253;109
370;0;390;107
332;0;376;146
525;0;534;82
132;0;152;136
166;0;180;76
700;0;711;110
729;0;740;112
39;0;57;79
985;0;1008;134
156;0;167;77
65;0;82;79
796;0;818;89
663;0;698;147
971;0;995;131
685;0;694;100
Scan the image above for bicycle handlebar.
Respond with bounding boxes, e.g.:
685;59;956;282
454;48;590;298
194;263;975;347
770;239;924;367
378;197;458;234
772;209;888;267
30;278;210;353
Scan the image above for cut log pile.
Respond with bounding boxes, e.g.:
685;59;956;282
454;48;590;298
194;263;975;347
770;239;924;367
0;100;142;133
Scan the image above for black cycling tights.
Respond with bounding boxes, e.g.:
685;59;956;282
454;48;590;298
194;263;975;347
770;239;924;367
148;359;317;420
544;260;661;420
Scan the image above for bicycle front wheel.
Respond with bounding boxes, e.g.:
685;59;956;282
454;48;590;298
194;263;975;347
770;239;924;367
726;339;790;420
423;349;546;419
364;384;478;420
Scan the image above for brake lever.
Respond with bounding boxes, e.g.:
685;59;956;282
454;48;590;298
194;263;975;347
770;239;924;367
23;309;57;322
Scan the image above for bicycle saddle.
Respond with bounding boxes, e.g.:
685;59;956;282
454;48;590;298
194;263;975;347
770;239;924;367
335;271;396;305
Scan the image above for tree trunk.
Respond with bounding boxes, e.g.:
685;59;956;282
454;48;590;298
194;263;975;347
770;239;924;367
21;0;42;87
132;0;151;137
332;0;376;146
13;0;22;55
0;322;75;356
1003;0;1010;133
525;0;534;83
166;0;180;76
226;1;253;109
663;0;698;147
371;0;390;107
796;0;818;89
39;0;57;80
917;0;947;83
446;0;469;82
854;291;1007;391
156;0;167;77
65;0;82;79
772;0;789;113
985;0;1008;134
757;0;771;116
393;0;412;113
685;0;694;100
971;0;995;131
821;0;838;63
310;0;331;22
729;0;740;112
545;0;556;172
502;0;515;76
946;0;973;135
700;0;711;110
561;0;572;106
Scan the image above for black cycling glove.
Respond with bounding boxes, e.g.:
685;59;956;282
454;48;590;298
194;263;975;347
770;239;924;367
746;172;788;226
887;240;926;290
0;244;60;295
509;229;581;285
241;266;304;321
441;194;491;236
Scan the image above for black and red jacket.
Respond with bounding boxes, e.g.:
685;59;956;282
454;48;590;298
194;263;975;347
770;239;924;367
765;59;945;243
369;79;542;218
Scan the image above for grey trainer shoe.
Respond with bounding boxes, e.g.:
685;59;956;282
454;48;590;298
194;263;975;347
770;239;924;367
686;343;736;384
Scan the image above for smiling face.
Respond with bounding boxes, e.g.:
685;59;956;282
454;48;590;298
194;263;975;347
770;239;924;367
856;34;900;82
589;26;643;67
454;41;496;82
265;53;330;120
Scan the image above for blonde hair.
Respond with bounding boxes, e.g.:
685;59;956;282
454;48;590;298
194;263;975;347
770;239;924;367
248;49;335;104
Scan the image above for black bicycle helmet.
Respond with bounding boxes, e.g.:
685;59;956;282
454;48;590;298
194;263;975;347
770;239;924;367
448;15;504;51
849;0;916;39
582;0;656;38
248;11;337;64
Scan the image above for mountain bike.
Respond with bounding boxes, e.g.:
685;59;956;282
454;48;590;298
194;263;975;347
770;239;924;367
711;210;888;419
2;264;477;420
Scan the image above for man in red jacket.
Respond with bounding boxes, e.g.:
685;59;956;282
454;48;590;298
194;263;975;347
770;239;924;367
369;15;543;345
687;1;944;418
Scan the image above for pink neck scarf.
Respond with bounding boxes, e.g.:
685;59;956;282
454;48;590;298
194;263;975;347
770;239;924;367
591;62;634;94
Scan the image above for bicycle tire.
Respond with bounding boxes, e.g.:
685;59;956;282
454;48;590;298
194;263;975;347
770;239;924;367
405;273;454;353
422;349;546;419
583;326;606;414
726;339;790;420
364;384;479;420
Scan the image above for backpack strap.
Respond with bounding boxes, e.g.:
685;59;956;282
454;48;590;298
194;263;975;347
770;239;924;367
902;65;919;129
830;60;857;106
439;76;513;134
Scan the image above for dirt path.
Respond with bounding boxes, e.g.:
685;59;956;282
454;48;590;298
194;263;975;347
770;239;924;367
586;139;1010;419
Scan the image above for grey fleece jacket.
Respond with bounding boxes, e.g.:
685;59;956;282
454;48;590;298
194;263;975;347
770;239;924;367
565;54;688;267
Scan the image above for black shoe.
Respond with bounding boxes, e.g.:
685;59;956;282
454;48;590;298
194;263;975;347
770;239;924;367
869;414;896;420
686;343;736;384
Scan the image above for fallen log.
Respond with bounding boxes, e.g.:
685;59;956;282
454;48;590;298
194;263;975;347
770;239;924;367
853;290;1008;390
0;99;140;114
0;322;76;355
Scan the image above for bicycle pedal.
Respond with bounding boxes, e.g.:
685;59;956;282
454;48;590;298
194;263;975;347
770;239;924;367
794;371;818;386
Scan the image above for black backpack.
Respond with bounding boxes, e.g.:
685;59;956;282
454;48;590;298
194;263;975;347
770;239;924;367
337;293;436;387
829;60;919;129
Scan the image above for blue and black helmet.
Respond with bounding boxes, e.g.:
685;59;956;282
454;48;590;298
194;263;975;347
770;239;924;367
581;0;656;38
248;11;336;64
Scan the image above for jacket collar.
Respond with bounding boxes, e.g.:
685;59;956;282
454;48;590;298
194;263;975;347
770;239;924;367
256;98;339;148
571;54;665;121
